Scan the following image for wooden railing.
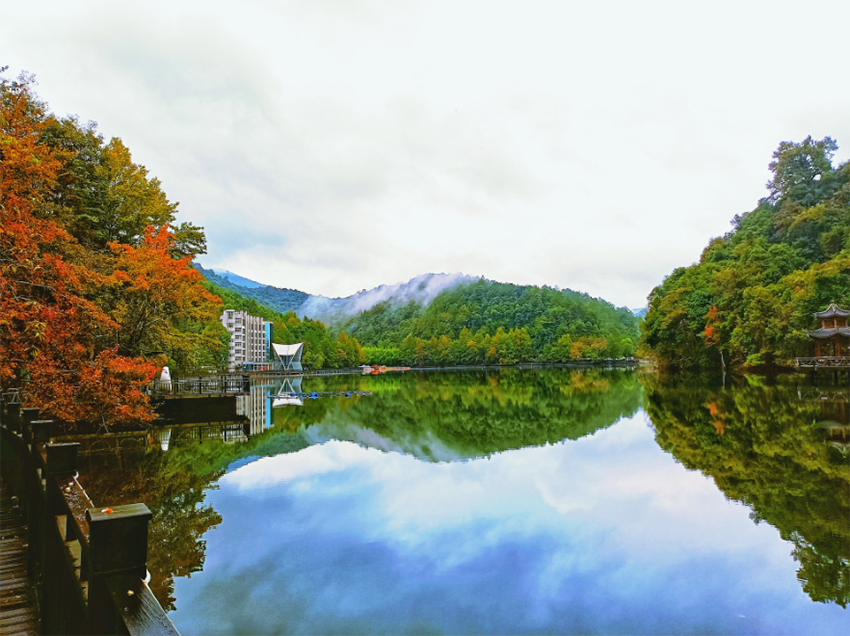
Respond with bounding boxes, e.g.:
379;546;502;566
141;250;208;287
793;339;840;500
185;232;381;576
147;374;251;396
0;401;179;636
795;356;850;369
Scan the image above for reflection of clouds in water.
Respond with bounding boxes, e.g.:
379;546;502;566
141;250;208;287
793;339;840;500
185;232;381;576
221;441;367;489
173;411;846;636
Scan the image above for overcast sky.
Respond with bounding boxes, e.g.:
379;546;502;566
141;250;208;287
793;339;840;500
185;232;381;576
4;1;849;308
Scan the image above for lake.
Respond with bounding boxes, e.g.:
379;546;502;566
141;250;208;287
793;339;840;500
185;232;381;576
78;368;849;635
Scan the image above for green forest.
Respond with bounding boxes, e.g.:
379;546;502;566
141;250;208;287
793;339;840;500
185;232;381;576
334;280;640;366
640;137;850;372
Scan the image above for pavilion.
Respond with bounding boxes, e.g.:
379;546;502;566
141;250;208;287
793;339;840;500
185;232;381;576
808;303;849;357
797;303;850;369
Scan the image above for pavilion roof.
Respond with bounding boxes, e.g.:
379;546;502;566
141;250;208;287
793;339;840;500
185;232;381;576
815;303;850;318
807;327;850;339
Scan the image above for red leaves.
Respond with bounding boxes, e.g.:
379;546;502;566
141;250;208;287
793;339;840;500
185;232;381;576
1;73;160;428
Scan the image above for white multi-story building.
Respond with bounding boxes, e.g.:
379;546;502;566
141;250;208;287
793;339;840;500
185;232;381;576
220;310;273;371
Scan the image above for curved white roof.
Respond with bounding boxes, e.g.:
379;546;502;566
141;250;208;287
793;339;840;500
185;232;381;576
272;343;303;356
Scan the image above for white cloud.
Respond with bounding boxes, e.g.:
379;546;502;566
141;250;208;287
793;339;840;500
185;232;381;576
3;0;849;307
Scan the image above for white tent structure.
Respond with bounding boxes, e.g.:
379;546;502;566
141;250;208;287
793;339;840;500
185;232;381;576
272;342;304;371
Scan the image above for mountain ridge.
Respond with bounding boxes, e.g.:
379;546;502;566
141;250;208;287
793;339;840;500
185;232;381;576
196;265;479;325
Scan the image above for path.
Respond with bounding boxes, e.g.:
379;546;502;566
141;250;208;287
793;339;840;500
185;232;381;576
0;476;39;636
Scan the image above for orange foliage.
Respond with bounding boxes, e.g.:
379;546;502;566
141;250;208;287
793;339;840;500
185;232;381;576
106;225;221;359
1;73;157;427
704;305;721;347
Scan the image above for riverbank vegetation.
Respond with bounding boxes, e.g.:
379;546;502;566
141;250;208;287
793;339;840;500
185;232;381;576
335;280;639;366
1;70;222;424
640;137;850;372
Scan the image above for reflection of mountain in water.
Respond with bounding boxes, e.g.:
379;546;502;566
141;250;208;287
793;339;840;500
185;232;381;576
642;375;850;608
270;368;643;462
79;369;641;613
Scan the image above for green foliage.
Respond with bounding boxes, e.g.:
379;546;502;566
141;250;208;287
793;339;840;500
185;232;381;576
39;116;205;256
338;280;639;366
641;137;850;371
642;374;849;607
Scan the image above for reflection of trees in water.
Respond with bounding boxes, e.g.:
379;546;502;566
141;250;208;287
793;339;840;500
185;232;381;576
318;368;643;456
642;374;850;608
77;452;223;611
78;368;641;611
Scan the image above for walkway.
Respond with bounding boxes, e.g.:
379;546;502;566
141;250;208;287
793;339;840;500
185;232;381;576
0;476;39;636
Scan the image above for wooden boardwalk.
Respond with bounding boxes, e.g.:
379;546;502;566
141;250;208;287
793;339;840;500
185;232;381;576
0;477;39;636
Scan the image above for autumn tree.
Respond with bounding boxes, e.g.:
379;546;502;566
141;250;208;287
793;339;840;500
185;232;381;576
1;70;156;425
103;225;223;372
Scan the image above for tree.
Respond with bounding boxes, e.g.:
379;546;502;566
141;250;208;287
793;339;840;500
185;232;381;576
1;70;157;425
105;225;223;368
768;136;839;208
40;117;207;257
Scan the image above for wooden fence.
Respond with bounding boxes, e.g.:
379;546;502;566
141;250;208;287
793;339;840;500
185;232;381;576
0;401;179;636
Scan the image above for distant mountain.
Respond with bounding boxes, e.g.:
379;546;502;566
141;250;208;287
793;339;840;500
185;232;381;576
194;264;308;314
297;272;477;325
196;265;640;361
206;269;265;289
195;265;476;327
631;307;647;319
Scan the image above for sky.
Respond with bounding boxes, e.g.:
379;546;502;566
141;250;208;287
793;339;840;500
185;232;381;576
3;0;849;309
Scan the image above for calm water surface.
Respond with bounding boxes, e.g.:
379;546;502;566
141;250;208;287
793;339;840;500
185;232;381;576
79;369;849;635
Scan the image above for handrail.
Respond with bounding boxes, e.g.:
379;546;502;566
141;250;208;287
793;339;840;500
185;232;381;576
0;400;179;636
795;356;850;368
147;374;251;396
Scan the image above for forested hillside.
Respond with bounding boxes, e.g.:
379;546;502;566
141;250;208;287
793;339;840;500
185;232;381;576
640;137;850;371
336;279;639;365
195;264;308;313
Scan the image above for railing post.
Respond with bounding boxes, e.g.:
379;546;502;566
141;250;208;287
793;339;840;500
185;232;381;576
45;442;80;538
6;402;22;432
46;442;80;478
20;407;40;435
30;419;53;444
86;503;154;634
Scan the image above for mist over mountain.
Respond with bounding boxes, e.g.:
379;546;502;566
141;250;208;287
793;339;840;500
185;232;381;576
297;272;477;325
197;264;640;363
195;265;476;326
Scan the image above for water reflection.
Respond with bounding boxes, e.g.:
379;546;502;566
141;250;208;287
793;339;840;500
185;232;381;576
76;369;848;634
642;375;850;608
79;368;640;615
270;368;643;461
